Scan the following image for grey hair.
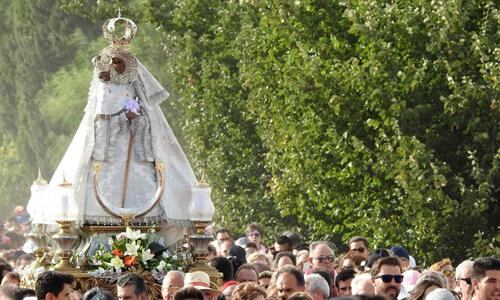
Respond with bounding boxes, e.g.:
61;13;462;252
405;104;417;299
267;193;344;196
309;241;335;255
455;260;474;279
351;272;372;295
305;274;329;299
162;271;185;290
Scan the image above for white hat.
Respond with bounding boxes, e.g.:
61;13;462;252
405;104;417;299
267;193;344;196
184;271;216;291
426;288;455;300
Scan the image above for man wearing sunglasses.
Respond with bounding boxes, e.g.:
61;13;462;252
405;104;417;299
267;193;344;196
456;260;474;300
348;236;369;260
371;256;403;300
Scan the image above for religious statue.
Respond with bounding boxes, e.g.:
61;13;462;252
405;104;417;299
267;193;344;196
46;15;196;243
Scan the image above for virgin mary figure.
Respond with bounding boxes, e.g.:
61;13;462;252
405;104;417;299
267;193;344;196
47;15;196;242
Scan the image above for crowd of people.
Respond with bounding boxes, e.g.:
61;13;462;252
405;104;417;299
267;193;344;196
0;216;498;300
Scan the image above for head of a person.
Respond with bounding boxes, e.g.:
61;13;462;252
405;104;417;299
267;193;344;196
275;266;305;298
370;256;403;300
281;231;303;250
287;292;313;300
305;274;329;300
219;240;235;257
455;260;474;300
274;236;293;255
390;246;410;271
82;288;115;300
220;281;239;300
336;270;356;297
208;257;234;283
235;264;259;283
162;271;185;300
365;249;391;270
215;229;231;244
309;242;335;271
295;250;309;272
1;272;20;286
408;271;446;300
247;253;271;267
35;271;75;300
351;272;375;295
0;284;17;300
471;257;500;300
340;251;365;273
0;264;13;283
425;288;456;300
228;246;247;265
15;287;37;300
15;254;35;271
245;243;258;257
258;271;273;290
245;224;263;246
348;237;369;259
429;258;455;289
401;269;421;293
231;282;267;300
173;287;203;300
117;273;148;300
274;252;297;270
183;272;218;300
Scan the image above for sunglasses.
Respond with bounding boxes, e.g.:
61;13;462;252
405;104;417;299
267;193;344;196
351;247;366;253
315;255;335;263
442;270;456;277
458;277;472;285
374;275;404;283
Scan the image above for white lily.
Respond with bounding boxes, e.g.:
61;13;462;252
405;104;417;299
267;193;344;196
109;255;125;270
124;227;147;241
141;249;155;264
124;241;141;256
157;260;167;271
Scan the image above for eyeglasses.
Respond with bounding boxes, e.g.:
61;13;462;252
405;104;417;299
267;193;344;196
458;277;472;285
442;270;456;277
314;255;335;263
374;275;404;283
350;247;366;253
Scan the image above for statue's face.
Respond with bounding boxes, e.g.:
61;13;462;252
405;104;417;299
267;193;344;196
112;57;126;74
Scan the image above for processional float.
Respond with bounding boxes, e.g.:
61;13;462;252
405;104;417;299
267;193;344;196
24;13;221;299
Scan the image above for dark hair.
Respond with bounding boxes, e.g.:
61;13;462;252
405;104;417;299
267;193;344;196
252;262;271;274
348;236;369;249
335;270;355;289
0;263;13;283
216;228;231;237
117;273;148;296
245;242;257;249
276;236;292;248
14;288;36;300
174;287;204;300
312;268;333;287
472;257;500;280
209;256;234;282
281;231;303;249
370;257;402;277
83;287;116;300
274;251;297;266
35;271;75;300
366;249;391;268
294;243;310;252
235;264;259;281
276;266;305;288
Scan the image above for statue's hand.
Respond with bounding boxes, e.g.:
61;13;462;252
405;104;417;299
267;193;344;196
126;111;138;120
98;71;110;81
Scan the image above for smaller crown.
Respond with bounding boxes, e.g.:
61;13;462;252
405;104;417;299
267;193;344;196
102;11;137;48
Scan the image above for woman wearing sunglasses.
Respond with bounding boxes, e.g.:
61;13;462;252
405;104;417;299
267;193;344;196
430;258;457;290
246;223;267;254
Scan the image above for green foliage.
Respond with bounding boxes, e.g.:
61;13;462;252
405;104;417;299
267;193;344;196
0;140;27;219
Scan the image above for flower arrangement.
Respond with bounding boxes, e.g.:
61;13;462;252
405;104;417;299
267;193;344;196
89;227;188;274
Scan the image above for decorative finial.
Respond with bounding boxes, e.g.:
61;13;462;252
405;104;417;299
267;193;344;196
34;168;47;185
118;7;122;18
58;171;72;187
197;170;209;187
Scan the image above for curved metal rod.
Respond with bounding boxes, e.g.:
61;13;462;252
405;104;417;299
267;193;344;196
93;162;165;223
